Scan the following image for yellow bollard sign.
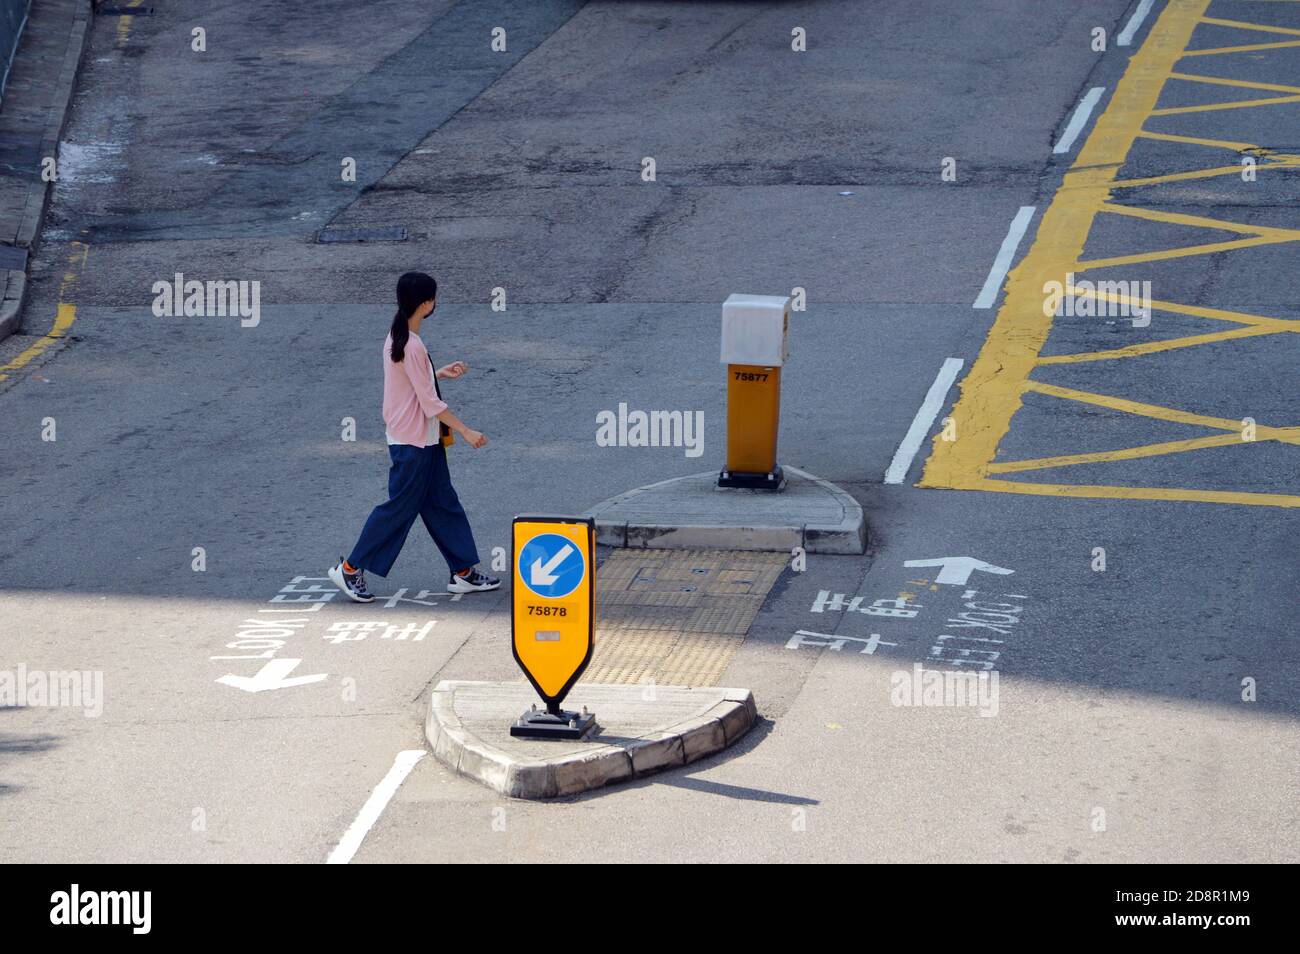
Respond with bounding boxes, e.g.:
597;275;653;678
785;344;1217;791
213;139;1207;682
509;515;597;739
718;293;790;490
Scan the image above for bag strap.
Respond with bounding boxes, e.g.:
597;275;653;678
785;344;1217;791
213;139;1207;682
429;355;453;444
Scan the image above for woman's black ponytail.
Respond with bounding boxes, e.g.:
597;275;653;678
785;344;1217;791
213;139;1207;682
390;271;438;363
389;309;410;363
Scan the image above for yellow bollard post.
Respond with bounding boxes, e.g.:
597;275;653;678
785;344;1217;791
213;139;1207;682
717;294;790;491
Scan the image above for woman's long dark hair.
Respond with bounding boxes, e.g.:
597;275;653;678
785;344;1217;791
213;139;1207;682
390;271;438;363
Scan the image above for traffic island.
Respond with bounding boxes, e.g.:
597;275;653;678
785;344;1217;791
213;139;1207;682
586;465;866;554
426;680;757;799
584;295;867;555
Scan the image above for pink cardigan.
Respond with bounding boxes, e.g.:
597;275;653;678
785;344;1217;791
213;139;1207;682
382;332;447;447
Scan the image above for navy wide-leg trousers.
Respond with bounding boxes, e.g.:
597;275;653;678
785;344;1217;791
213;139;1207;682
348;443;480;578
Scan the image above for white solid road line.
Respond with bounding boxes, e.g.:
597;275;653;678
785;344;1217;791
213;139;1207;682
326;749;425;864
1053;86;1105;154
1118;0;1155;46
973;205;1035;309
884;357;965;485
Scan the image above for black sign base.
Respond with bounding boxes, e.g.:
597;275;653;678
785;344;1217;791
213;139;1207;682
717;464;785;491
510;706;598;740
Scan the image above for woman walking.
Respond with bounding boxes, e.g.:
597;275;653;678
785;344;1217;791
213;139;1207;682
329;271;500;602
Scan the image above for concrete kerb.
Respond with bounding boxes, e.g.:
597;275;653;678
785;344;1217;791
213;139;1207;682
425;680;758;799
23;6;89;247
0;0;91;343
0;268;24;339
586;465;866;554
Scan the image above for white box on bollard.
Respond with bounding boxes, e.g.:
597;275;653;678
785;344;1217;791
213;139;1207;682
720;293;790;366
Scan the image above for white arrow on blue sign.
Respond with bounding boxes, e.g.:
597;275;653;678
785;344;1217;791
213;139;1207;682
518;532;587;599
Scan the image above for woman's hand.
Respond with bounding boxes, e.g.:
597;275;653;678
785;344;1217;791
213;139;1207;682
462;428;488;449
437;361;469;380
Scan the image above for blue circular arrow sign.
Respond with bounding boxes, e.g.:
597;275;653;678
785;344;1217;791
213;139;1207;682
518;532;587;599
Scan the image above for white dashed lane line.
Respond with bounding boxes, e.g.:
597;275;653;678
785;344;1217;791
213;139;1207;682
1053;86;1106;154
1118;0;1156;47
326;749;425;864
884;357;965;485
973;205;1036;309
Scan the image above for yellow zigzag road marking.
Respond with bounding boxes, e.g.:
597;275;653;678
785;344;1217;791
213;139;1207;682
989;381;1300;475
954;479;1300;508
1023;381;1300;441
1200;16;1300;36
1095;202;1300;240
1151;93;1300;115
1038;287;1300;364
1182;39;1300;55
1100;293;1299;330
987;433;1259;475
1136;129;1262;150
1037;325;1281;365
1075;203;1300;269
920;0;1300;508
1111;156;1300;188
1060;284;1300;330
1169;71;1300;94
1078;234;1295;270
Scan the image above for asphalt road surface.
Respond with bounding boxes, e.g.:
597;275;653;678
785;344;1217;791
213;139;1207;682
0;0;1296;863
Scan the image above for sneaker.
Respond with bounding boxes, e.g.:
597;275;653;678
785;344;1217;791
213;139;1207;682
329;558;375;603
447;568;501;593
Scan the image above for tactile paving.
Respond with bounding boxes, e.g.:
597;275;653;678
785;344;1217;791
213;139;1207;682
587;549;787;686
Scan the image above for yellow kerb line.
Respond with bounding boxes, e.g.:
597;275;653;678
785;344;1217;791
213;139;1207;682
0;241;88;383
919;0;1300;508
115;0;146;49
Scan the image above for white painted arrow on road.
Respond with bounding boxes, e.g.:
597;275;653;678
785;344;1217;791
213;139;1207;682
904;557;1015;586
217;658;327;693
530;544;574;586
